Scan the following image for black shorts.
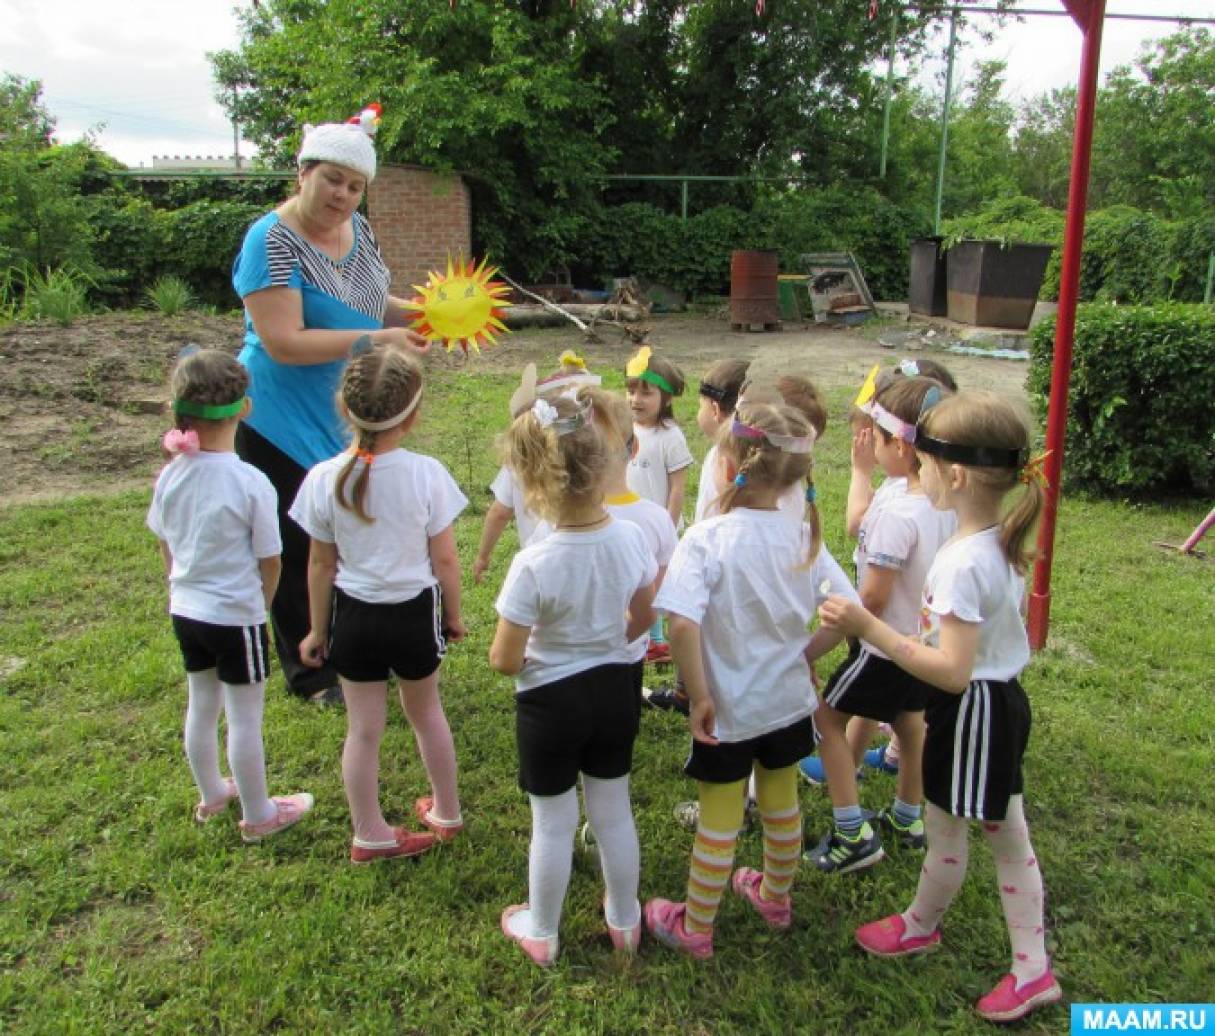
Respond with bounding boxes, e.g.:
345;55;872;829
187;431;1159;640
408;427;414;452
923;678;1031;822
822;641;931;722
328;586;445;683
685;714;817;784
171;615;271;686
516;663;640;796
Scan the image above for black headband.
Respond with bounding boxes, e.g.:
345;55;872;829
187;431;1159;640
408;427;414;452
915;431;1028;470
699;381;728;403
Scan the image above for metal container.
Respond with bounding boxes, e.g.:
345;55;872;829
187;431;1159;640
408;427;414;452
909;237;948;317
730;250;780;329
946;240;1054;329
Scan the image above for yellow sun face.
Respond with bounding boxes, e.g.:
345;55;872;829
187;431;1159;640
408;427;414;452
402;255;512;355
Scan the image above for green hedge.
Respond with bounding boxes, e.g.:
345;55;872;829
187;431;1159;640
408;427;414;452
1028;304;1215;496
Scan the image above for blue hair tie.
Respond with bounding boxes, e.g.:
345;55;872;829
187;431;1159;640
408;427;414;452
804;484;817;504
733;473;747;488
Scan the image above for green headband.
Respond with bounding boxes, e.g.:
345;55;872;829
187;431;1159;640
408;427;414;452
173;398;246;420
637;369;676;395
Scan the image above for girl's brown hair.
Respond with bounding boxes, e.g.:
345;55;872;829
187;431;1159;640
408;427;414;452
739;375;829;441
873;375;950;471
626;352;685;424
918;390;1042;574
504;394;608;522
700;358;751;415
715;401;821;568
335;348;423;523
170;349;249;431
579;386;632;453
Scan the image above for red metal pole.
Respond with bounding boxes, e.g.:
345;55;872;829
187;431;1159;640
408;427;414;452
1027;0;1105;650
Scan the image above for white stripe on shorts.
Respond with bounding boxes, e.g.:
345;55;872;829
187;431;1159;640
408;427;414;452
974;681;991;820
825;646;870;709
241;626;256;684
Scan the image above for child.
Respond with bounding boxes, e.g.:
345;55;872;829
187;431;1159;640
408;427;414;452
819;390;1061;1024
291;348;466;863
147;348;314;842
644;401;858;958
473;352;601;583
625;346;693;663
490;393;658;966
805;376;956;874
692;358;750;523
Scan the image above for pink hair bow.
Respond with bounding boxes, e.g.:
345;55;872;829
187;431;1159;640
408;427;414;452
162;428;201;456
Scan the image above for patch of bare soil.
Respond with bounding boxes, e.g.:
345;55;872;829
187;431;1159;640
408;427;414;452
0;309;1027;506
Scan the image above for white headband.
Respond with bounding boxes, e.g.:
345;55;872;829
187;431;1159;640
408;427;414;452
347;389;423;432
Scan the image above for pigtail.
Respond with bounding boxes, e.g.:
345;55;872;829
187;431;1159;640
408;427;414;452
798;485;823;570
999;473;1045;576
335;428;376;522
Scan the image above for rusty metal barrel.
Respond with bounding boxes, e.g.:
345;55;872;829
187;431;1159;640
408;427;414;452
730;249;781;329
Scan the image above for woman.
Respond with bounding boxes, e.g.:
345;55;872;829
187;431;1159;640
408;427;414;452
232;109;428;704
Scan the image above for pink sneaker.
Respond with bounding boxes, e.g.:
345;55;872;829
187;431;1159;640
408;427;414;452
238;793;314;843
414;797;464;841
731;867;792;930
501;904;558;967
976;969;1062;1023
604;901;642;953
194;778;238;823
855;913;941;957
350;827;437;864
644;899;713;959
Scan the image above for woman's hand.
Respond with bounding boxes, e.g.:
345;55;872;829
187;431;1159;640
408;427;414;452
818;595;872;639
377;327;431;355
689;696;719;745
299;630;327;668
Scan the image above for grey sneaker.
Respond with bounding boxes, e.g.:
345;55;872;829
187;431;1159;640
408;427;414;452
874;807;927;850
807;822;885;874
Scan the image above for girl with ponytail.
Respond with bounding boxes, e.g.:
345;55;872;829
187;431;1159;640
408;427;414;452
645;401;858;959
290;347;467;863
819;390;1061;1024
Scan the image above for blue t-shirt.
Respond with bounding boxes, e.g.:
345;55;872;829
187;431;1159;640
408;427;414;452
232;210;391;468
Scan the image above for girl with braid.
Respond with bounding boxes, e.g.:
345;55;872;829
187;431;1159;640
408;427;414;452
148;349;314;842
645;402;857;958
820;390;1061;1024
291;348;466;863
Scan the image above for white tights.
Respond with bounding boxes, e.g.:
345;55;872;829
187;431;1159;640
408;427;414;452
902;797;1048;983
184;670;276;826
522;775;641;942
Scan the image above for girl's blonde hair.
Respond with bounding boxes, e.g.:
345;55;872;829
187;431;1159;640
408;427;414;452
336;348;423;523
578;386;632;452
715;401;821;567
626;352;685;424
918;390;1042;574
170;349;248;430
699;358;751;415
504;394;608;522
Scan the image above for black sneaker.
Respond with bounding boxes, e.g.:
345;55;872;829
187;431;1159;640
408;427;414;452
309;685;345;708
874;807;927;850
807;822;885;874
642;686;689;716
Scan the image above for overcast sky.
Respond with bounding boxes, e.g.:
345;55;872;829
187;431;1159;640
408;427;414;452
1;1;1212;167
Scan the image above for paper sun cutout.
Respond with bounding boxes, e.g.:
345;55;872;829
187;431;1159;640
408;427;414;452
403;255;511;355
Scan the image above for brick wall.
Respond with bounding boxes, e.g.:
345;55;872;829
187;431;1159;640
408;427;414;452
366;164;472;297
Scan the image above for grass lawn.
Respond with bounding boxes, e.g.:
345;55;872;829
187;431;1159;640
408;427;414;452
1;367;1212;1034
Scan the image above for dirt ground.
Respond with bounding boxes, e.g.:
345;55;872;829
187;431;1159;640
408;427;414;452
0;309;1027;506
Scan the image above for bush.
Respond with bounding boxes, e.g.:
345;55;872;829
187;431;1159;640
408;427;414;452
1077;206;1175;304
1028;303;1215;496
145;275;195;315
86;195;167;308
159;200;266;308
16;266;92;326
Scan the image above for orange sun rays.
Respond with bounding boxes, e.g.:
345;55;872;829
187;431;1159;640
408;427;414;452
402;255;512;355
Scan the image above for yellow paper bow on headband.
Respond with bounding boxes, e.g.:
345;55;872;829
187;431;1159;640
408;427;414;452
1020;451;1052;490
854;363;881;408
558;350;587;371
626;346;676;394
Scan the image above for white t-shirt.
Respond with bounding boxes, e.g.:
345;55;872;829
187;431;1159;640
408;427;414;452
490;464;540;548
290;449;468;604
627;421;693;513
146;451;281;626
852;475;907;569
920;527;1030;682
857;487;956;658
496;518;658;692
655;508;859;743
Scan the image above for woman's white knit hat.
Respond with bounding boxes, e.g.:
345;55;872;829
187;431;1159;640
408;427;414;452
297;105;381;182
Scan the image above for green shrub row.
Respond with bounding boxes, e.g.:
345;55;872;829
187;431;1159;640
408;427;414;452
944;196;1215;305
1028;303;1215;497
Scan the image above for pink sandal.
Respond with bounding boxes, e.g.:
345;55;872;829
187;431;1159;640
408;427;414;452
194;778;238;823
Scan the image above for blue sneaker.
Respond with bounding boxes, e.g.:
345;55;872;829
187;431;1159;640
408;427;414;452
798;755;863;786
863;744;899;775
